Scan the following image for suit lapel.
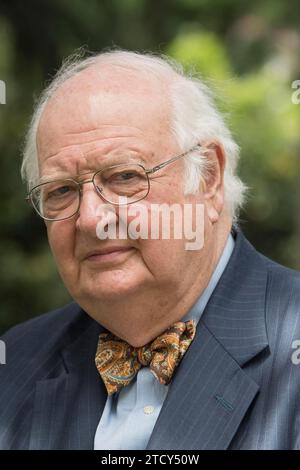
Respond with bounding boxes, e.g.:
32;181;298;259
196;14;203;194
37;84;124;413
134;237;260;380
147;322;260;450
147;229;269;450
29;315;107;450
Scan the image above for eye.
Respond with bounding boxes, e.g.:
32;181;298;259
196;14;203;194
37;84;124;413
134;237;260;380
46;184;76;199
106;170;142;184
115;171;139;181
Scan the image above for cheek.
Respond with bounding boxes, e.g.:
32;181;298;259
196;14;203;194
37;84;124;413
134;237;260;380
136;237;188;282
122;199;196;264
47;221;76;270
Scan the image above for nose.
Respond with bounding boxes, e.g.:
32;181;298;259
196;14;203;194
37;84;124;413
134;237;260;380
75;185;113;235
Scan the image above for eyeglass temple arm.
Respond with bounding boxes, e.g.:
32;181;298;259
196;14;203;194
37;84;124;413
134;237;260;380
145;144;206;175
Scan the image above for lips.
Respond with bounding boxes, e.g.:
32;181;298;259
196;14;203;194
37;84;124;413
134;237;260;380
85;246;132;257
83;246;135;263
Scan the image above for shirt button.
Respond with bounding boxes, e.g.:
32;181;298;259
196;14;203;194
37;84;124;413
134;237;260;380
144;405;155;415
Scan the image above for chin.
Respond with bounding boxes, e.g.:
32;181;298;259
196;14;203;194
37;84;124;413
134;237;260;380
76;271;146;302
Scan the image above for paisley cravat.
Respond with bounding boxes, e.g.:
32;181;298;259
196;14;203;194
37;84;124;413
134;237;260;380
95;319;196;395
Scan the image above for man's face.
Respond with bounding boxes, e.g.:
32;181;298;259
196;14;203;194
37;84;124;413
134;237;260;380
37;65;214;326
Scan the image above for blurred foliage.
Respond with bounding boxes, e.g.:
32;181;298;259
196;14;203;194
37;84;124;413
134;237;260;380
0;0;299;333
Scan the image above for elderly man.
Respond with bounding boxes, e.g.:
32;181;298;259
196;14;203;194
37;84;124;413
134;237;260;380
1;50;300;450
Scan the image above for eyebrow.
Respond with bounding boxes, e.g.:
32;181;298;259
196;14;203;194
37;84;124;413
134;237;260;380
38;154;150;185
39;170;93;184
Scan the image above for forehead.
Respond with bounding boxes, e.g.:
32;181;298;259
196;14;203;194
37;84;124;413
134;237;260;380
37;64;173;163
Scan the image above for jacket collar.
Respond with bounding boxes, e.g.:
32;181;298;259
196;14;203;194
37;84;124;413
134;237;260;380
202;225;269;366
29;313;106;449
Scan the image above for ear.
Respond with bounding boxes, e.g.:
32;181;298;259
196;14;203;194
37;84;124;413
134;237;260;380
201;141;226;224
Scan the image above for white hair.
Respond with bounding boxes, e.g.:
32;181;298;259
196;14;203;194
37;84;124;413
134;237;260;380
21;49;247;220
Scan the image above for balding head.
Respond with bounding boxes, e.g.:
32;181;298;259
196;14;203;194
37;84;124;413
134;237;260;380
37;61;173;173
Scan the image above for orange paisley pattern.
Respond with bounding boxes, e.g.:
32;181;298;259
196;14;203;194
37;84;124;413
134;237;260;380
95;320;196;395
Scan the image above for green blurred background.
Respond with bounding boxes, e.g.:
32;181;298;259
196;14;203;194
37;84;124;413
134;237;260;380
0;0;299;334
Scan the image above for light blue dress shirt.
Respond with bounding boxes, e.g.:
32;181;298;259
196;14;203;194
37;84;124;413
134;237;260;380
94;233;235;450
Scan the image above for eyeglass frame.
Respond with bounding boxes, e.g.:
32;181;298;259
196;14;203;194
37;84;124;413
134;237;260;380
26;143;205;221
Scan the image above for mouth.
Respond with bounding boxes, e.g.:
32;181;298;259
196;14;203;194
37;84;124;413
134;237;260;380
84;246;136;265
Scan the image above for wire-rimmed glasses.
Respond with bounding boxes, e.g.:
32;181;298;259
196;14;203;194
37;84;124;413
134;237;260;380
27;144;203;221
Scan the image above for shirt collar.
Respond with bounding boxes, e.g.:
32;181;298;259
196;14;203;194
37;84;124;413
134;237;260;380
182;232;235;325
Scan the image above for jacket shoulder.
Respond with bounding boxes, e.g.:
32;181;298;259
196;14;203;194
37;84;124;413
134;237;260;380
260;254;300;345
0;302;84;357
262;254;300;291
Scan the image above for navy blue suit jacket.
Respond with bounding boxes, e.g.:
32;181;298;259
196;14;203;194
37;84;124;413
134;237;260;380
1;229;300;449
